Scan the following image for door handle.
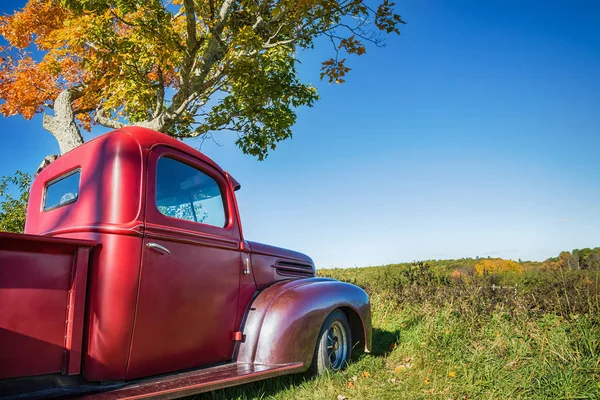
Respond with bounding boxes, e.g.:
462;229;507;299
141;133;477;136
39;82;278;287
146;242;171;255
243;254;251;275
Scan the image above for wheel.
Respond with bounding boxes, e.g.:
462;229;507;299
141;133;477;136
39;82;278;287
310;309;351;375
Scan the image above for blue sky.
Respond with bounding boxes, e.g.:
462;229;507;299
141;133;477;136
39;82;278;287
1;1;599;268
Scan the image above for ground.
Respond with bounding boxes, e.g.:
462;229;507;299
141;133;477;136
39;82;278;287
193;262;600;399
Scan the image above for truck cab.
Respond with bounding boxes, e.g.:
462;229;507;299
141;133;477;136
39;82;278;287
0;127;371;399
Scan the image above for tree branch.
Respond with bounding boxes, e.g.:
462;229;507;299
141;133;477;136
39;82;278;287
152;67;165;119
208;0;215;21
170;0;233;117
183;0;197;52
94;108;126;129
218;0;235;22
252;15;264;30
42;86;85;155
263;38;295;49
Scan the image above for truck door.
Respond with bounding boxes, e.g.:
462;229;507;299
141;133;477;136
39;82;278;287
127;146;242;379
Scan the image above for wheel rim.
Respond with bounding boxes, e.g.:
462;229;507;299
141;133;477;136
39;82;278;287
326;320;348;370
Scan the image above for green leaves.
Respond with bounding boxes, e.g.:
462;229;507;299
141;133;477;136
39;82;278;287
2;0;405;161
0;171;31;233
375;0;406;34
320;58;351;84
204;45;318;159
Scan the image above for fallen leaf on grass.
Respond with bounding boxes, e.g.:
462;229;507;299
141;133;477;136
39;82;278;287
346;381;355;389
362;371;371;378
393;365;407;374
448;371;456;378
424;377;431;385
337;395;347;400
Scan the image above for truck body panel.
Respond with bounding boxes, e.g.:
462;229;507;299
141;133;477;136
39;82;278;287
0;127;371;399
247;241;315;289
125;144;244;379
0;233;95;380
237;278;371;367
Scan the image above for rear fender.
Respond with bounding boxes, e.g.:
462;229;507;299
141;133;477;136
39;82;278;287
237;278;371;369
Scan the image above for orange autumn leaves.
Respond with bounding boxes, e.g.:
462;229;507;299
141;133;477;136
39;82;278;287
0;55;58;119
0;0;179;128
0;1;75;119
0;0;89;121
0;0;66;49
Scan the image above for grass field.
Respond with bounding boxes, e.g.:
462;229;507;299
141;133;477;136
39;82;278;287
197;261;600;399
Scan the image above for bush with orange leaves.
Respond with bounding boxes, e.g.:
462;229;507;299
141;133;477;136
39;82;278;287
474;258;523;275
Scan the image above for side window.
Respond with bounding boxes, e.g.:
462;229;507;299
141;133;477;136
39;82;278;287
155;157;226;228
44;170;81;211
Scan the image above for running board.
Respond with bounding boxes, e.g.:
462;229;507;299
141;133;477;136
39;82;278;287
80;362;305;400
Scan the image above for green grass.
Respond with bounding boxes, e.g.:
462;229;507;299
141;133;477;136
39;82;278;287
195;264;600;400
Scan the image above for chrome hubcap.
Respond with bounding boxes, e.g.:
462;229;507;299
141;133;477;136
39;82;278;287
326;321;348;370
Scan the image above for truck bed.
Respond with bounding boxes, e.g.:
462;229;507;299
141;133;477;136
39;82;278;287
0;232;96;380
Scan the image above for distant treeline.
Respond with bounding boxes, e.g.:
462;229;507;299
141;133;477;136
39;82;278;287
540;247;600;270
419;247;600;274
339;248;600;279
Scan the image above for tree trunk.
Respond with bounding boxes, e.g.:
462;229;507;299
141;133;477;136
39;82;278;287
36;87;85;176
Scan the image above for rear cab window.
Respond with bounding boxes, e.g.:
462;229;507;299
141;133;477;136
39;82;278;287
44;169;81;211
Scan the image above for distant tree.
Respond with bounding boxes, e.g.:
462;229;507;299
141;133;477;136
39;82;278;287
571;249;581;270
590;248;600;270
475;258;523;275
557;251;581;270
578;248;592;269
540;259;559;270
0;0;406;172
0;171;31;233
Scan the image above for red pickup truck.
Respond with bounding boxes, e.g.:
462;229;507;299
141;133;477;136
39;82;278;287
0;127;371;399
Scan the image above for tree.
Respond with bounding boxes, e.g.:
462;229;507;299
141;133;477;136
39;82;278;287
0;0;405;172
589;248;600;270
557;251;581;270
578;248;592;269
0;171;31;233
474;258;523;275
570;249;581;270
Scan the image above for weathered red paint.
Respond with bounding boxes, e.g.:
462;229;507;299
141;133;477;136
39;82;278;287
1;127;372;399
125;145;243;379
247;240;315;289
237;278;372;367
0;233;95;380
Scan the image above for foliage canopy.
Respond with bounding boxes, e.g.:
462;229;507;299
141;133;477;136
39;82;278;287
0;0;405;159
0;171;31;233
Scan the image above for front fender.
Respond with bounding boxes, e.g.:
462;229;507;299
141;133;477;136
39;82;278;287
237;278;371;369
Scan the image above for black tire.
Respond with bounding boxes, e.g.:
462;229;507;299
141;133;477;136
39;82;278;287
310;309;351;375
